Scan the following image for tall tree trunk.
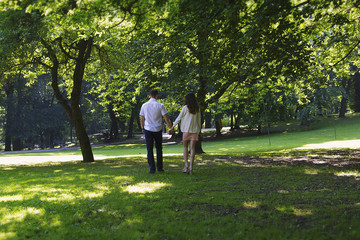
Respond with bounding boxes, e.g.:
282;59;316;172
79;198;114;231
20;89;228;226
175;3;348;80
3;80;14;151
339;98;347;118
204;111;212;128
127;106;137;139
13;74;24;151
108;102;119;141
215;113;222;137
72;105;94;161
339;77;352;118
49;38;94;162
194;29;209;154
127;100;141;139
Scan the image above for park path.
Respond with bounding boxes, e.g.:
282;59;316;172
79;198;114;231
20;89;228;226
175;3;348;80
0;133;176;166
0;139;359;166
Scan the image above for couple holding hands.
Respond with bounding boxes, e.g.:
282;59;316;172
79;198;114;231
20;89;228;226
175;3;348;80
140;89;201;175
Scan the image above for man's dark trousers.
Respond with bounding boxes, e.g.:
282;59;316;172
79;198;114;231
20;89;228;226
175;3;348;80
144;130;163;173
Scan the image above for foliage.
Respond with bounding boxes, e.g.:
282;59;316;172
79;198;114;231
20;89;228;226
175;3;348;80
1;0;360;152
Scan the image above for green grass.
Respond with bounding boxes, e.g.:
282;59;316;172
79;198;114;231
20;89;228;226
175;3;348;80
0;154;359;239
1;114;360;159
0;115;360;239
204;115;360;155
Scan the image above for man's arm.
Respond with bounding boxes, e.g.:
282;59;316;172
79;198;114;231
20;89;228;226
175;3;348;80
140;115;145;133
164;114;174;134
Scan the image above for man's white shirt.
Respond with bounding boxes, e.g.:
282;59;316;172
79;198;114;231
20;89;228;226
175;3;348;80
140;98;168;132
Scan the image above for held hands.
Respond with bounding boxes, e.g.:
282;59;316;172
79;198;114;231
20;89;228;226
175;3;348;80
168;127;174;135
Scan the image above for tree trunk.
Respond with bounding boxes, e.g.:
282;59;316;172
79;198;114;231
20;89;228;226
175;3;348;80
5;134;11;151
215;114;222;137
72;105;94;162
204;111;212;128
127;106;136;139
257;124;262;135
234;114;240;129
70;38;94;162
4;80;14;151
339;97;347;118
194;29;209;154
108;102;119;141
339;77;352;118
13;74;24;151
49;38;94;162
13;138;23;151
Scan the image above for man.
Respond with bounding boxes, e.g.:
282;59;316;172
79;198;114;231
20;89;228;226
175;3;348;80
140;89;173;174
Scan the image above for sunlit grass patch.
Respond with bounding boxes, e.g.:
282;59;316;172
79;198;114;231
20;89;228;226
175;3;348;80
276;206;313;216
2;207;45;225
334;170;360;178
243;201;261;209
0;195;23;202
124;182;171;194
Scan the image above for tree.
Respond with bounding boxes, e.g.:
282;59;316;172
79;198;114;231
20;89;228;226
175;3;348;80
0;0;163;161
148;0;315;150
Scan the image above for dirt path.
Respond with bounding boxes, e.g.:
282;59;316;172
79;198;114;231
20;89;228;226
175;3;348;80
0;139;359;166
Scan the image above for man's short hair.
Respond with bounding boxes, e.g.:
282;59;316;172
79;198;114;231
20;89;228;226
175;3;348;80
149;89;159;97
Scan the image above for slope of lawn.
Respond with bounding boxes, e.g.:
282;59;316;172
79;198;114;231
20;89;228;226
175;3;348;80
1;114;359;159
1;153;360;239
0;115;359;239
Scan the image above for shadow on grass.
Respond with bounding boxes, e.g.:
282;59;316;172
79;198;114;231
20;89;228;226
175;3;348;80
0;151;359;239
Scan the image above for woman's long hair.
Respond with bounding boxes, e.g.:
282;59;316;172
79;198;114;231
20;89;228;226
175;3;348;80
184;92;199;114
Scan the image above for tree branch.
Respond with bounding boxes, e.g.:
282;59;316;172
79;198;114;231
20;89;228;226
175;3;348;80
57;37;77;60
331;39;360;68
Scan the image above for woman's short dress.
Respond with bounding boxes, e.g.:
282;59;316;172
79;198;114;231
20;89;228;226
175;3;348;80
182;132;199;141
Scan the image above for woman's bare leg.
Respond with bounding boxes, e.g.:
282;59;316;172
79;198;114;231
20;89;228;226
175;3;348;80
189;140;196;174
183;140;189;171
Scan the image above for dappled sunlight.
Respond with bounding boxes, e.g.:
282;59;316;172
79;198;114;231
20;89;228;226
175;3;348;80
334;171;360;179
276;206;313;216
0;148;359;239
82;191;104;199
293;208;313;216
243;201;260;209
2;207;45;225
114;175;134;182
124;182;171;194
277;190;290;194
0;232;16;239
2;167;15;170
316;188;332;192
168;163;180;168
14;185;105;202
304;169;319;175
124;217;143;227
297;140;360;150
42;195;75;202
0;195;23;202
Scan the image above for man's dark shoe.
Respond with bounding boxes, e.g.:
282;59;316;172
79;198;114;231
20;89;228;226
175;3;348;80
158;169;165;173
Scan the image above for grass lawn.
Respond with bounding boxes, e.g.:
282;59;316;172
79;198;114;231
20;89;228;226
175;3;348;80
1;153;359;239
0;115;359;239
1;114;360;159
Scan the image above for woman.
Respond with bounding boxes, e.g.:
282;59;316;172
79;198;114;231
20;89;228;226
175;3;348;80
170;93;201;174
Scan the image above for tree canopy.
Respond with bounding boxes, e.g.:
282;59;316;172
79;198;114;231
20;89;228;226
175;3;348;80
0;0;359;159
